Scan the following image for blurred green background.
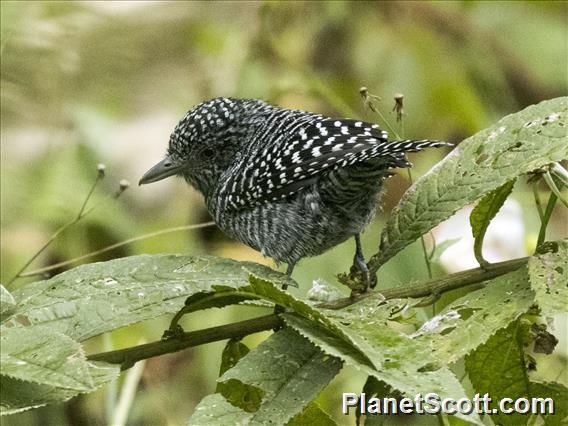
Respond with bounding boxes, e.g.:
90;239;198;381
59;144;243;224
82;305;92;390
1;1;566;425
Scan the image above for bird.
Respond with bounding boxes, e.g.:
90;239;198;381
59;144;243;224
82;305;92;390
139;97;449;292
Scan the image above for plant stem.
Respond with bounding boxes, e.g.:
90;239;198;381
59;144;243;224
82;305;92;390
19;222;216;278
532;182;545;222
111;356;146;426
88;314;280;369
319;256;528;310
7;174;104;286
88;256;528;369
536;192;558;247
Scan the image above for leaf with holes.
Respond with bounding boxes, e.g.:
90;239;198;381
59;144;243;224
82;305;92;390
283;310;483;425
1;360;118;416
1;327;94;391
412;267;534;363
466;322;567;426
0;285;16;323
6;255;294;342
376;97;568;269
528;240;568;317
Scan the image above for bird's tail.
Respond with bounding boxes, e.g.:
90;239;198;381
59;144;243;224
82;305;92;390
387;139;453;154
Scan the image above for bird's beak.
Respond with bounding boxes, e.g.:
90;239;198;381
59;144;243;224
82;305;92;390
139;157;183;185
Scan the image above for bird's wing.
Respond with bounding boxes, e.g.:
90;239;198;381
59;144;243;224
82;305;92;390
219;115;446;210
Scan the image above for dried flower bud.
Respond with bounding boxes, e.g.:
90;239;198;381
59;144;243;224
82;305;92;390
119;179;130;191
97;163;106;177
393;93;405;122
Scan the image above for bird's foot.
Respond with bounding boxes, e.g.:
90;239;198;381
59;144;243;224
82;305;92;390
353;254;376;292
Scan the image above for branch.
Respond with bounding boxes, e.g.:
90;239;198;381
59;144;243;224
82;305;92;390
88;314;280;370
318;256;528;310
88;256;528;369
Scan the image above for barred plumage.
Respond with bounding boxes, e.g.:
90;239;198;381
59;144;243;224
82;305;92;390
140;97;450;289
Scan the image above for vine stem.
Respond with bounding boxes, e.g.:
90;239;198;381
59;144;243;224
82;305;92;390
88;256;527;369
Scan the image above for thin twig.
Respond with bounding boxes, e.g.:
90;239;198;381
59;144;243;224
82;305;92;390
19;222;216;278
7;173;105;286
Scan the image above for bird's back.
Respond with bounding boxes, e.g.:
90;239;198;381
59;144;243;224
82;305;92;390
200;100;446;264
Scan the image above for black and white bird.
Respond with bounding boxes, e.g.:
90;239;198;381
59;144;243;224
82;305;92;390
140;98;449;290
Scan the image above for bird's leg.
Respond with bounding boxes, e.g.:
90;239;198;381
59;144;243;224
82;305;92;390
353;234;372;291
274;262;295;314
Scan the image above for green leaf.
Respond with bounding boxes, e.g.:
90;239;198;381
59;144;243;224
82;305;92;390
1;327;93;391
530;381;568;426
187;393;252;426
283;314;482;425
216;339;263;412
465;321;533;426
249;276;483;423
412;267;534;363
1;361;118;416
377;97;568;269
0;285;16;322
287;401;337;426
218;328;343;425
528;240;568;317
469;179;516;267
8;254;294;341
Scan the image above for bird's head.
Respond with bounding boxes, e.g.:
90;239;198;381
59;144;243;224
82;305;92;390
139;97;268;194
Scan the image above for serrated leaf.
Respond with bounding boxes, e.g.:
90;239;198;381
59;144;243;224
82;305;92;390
528;240;568;317
246;276;479;424
0;360;118;416
0;327;93;391
282;315;482;425
248;276;482;423
412;267;534;363
218;328;342;425
187;393;252;426
470;179;516;267
377;97;568;269
0;285;16;322
8;255;294;341
247;274;375;366
216;339;263;412
287;401;337;426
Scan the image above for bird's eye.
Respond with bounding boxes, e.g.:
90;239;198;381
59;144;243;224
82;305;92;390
202;147;215;157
